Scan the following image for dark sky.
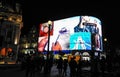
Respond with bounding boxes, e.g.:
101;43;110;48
20;1;120;48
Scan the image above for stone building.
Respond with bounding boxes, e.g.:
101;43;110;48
0;0;23;63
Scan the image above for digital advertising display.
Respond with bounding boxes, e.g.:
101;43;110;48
38;16;103;53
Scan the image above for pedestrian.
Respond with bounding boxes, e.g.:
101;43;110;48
57;57;63;74
69;56;77;77
62;59;68;76
76;58;82;77
100;56;106;77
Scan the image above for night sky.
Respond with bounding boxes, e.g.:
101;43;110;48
20;1;120;48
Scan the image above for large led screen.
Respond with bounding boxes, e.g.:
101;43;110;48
38;16;103;53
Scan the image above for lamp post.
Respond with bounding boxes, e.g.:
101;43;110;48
104;38;107;42
104;38;107;52
47;20;52;59
44;20;52;73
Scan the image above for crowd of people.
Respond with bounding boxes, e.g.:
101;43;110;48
16;52;111;77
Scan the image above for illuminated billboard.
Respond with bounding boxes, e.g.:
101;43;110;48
38;16;103;53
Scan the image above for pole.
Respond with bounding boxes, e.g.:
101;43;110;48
47;20;52;59
47;24;50;59
45;21;51;73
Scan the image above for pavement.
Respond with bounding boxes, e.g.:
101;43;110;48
0;64;70;77
0;64;120;77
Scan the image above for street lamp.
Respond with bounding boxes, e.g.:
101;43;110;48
47;20;52;59
44;20;52;73
104;38;107;42
103;38;108;52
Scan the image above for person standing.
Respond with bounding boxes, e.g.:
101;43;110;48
57;57;63;74
69;57;77;77
62;59;68;76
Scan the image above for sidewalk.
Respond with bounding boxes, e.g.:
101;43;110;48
34;64;71;77
0;64;120;77
0;64;70;77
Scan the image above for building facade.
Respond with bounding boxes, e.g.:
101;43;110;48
19;25;38;55
0;1;23;63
